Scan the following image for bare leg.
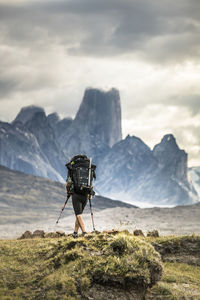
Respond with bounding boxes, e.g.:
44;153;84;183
74;218;80;233
76;214;86;233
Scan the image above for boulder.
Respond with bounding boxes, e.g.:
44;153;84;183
32;230;45;238
134;229;145;236
147;230;159;237
18;230;32;239
56;231;66;237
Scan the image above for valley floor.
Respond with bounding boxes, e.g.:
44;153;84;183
1;203;200;239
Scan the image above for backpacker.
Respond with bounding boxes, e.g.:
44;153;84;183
66;154;96;195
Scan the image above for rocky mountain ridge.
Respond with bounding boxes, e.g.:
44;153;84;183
96;134;198;206
0;87;199;206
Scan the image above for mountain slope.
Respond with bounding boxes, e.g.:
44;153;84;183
189;166;200;197
0;121;63;181
96;135;198;206
0;165;136;226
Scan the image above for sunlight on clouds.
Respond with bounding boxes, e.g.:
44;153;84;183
123;104;200;166
0;0;27;3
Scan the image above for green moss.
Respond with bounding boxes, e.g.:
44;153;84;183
41;269;77;296
64;249;83;264
163;262;200;285
1;233;200;299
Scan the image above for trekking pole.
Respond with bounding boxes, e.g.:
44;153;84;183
56;195;70;224
89;194;96;231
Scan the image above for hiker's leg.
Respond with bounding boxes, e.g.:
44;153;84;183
74;217;80;232
76;214;86;233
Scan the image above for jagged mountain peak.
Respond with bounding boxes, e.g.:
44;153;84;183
47;113;60;125
153;133;185;156
114;135;151;155
153;133;188;183
83;87;119;102
75;87;121;124
13;105;45;125
162;133;176;142
156;134;179;149
60;87;122;157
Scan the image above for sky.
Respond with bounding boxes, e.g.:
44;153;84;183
0;0;200;166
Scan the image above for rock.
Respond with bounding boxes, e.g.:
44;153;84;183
189;166;200;197
56;230;65;237
44;231;65;238
53;117;73;140
12;105;44;126
32;230;45;238
46;112;60;127
96;133;199;206
60;88;122;158
24;110;66;179
0;120;64;182
153;134;188;182
102;229;119;235
45;232;59;238
147;230;159;237
18;230;32;239
133;229;145;236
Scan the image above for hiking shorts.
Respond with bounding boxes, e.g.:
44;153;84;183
72;192;88;215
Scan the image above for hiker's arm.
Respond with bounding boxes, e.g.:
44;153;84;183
66;173;72;197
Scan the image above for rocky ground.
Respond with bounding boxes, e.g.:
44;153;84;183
1;202;200;239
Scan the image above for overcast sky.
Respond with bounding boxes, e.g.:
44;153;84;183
0;0;200;166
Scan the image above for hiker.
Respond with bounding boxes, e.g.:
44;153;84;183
66;155;96;238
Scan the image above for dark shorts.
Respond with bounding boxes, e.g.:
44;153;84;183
72;192;88;215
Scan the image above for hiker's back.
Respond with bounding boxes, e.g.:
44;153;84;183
66;154;96;195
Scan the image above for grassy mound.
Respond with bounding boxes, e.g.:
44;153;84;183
0;231;162;300
1;232;200;299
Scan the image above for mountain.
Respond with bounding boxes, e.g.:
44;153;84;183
153;134;188;182
0;120;63;181
59;88;122;160
0;88;199;207
96;134;198;206
189;166;200;197
47;113;73;140
1;106;66;181
12;105;44;125
0;88;122;180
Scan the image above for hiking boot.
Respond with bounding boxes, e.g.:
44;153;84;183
82;232;87;237
72;232;78;238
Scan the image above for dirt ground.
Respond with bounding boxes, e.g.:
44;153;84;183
1;203;200;239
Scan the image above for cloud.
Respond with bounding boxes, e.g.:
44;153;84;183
0;0;199;63
0;0;200;165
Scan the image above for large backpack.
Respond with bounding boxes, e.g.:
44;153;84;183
66;154;96;195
